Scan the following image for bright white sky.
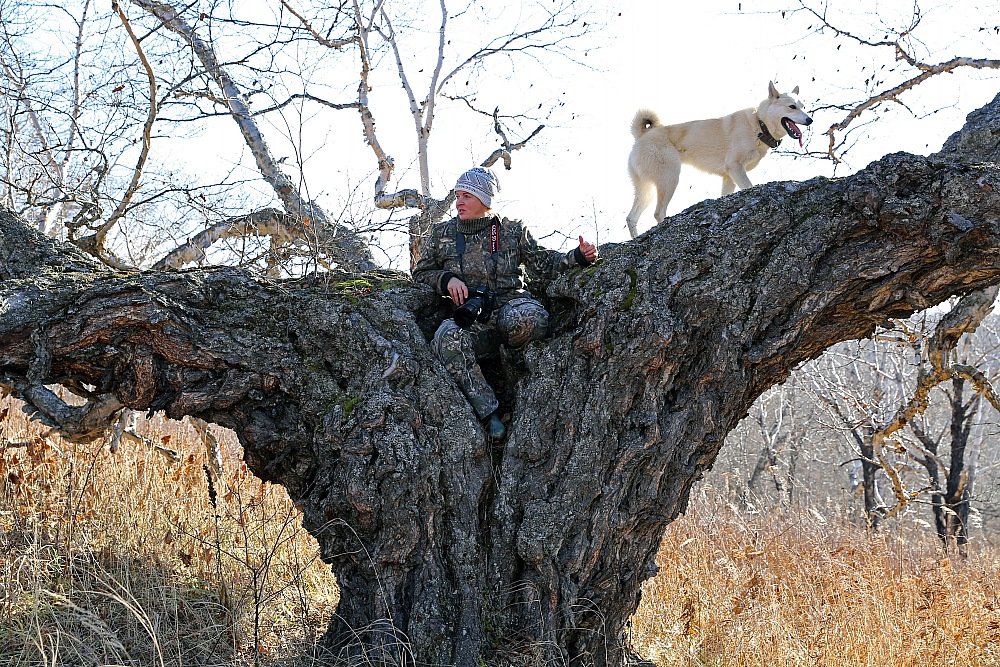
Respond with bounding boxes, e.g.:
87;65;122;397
488;0;1000;248
166;1;999;266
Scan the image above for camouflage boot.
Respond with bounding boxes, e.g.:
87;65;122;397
483;411;506;441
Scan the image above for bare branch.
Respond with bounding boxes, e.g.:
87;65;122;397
109;409;181;461
375;8;429;193
434;4;588;96
249;92;360;116
280;0;358;49
154;206;321;270
487;108;544;170
350;0;402;214
12;379;127;444
799;1;1000;161
131;0;375;272
871;286;1000;515
826;56;1000;161
72;0;160;266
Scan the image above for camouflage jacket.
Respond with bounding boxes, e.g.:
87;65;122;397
412;214;591;305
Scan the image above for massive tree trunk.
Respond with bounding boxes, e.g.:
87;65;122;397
2;94;1000;665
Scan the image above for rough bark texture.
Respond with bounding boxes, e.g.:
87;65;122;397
2;93;1000;665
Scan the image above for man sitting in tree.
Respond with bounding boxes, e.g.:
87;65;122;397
413;167;598;440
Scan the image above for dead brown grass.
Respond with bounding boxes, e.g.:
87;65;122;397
0;402;338;666
630;495;1000;666
3;399;999;666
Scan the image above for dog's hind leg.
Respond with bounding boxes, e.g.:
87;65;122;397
626;175;653;239
651;166;680;226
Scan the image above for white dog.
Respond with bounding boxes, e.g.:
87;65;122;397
625;82;812;238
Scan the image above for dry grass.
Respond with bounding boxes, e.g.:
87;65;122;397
3;399;999;666
630;493;1000;666
0;402;338;666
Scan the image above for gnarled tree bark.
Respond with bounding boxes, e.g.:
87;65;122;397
2;93;1000;666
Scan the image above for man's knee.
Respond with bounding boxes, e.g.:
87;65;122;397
497;298;549;348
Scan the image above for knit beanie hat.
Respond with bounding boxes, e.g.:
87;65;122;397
454;167;500;208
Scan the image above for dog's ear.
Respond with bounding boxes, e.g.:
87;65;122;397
768;81;779;99
791;85;800;95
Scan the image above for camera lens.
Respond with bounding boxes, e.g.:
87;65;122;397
454;296;484;328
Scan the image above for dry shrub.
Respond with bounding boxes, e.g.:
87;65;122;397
631;492;1000;667
0;400;337;667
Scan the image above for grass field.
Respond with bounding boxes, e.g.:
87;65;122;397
2;403;998;666
632;495;1000;666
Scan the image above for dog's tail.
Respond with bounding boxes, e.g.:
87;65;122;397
630;109;661;139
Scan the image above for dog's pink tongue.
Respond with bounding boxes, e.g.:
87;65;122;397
788;121;804;148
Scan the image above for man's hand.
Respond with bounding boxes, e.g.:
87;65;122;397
578;236;598;263
447;276;469;305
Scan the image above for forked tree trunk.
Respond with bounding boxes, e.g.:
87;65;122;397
943;377;973;554
919;377;978;555
2;94;1000;665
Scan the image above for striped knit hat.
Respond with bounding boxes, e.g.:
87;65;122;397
454;167;500;208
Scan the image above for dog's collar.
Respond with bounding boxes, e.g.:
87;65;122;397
757;119;780;149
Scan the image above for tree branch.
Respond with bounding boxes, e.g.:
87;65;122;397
280;0;358;49
870;285;1000;516
131;0;375;272
4;90;1000;664
72;0;160;265
826;56;1000;161
795;0;1000;162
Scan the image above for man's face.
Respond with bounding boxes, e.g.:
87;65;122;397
456;190;489;220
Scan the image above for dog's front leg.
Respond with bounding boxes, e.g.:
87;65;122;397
725;164;753;192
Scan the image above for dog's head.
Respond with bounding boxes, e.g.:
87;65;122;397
761;81;813;148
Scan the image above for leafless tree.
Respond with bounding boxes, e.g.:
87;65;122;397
910;376;982;554
866;288;1000;551
0;2;136;240
327;0;591;263
740;382;807;509
734;290;1000;542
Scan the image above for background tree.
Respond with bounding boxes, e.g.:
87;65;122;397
739;382;807;510
0;0;598;272
867;286;1000;551
716;300;1000;540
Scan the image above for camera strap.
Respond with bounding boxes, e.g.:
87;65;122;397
489;218;500;254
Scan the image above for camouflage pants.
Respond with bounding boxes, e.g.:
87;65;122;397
432;297;549;418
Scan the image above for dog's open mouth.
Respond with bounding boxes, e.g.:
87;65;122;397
782;118;804;148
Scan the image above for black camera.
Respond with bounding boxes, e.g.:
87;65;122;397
454;286;496;329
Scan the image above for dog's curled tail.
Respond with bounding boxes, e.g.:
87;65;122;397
630;109;661;139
